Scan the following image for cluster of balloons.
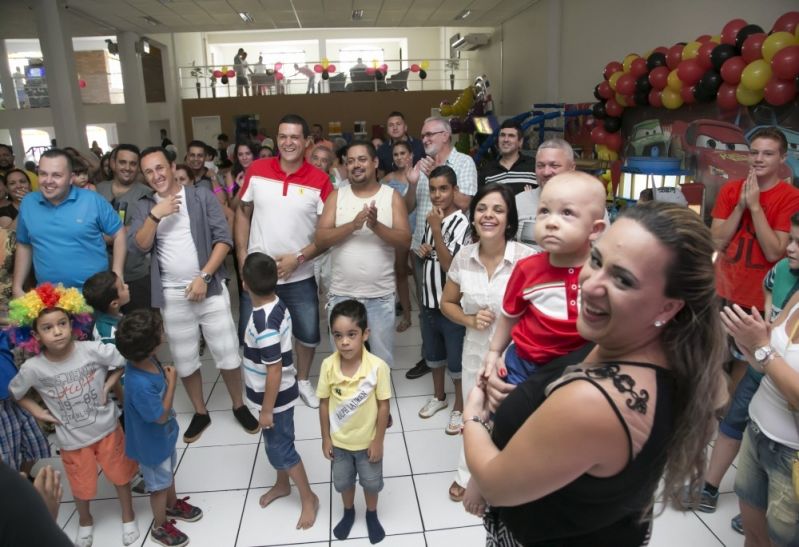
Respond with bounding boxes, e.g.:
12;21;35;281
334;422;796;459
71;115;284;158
590;11;799;148
313;58;336;80
212;67;236;84
365;61;390;80
410;60;430;80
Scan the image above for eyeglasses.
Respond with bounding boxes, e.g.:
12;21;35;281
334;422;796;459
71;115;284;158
421;130;446;140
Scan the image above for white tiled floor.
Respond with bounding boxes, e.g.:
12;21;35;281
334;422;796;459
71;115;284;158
44;309;745;546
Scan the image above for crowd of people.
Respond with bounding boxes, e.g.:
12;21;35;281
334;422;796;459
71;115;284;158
0;113;797;547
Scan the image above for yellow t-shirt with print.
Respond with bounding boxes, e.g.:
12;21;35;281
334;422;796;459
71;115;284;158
316;349;391;451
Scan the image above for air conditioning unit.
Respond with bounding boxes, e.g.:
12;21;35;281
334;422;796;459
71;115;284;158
450;33;490;51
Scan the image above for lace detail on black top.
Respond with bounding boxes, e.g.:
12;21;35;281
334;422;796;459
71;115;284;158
583;364;649;415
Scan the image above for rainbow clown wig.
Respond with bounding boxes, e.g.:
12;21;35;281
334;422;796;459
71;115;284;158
7;283;93;353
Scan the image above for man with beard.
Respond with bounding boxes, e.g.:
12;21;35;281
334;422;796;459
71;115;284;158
478;119;536;195
316;140;410;367
0;144;38;190
96;144;153;311
235;114;334;408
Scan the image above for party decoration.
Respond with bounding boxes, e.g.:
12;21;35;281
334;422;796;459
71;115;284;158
762;32;799;63
598;80;613;99
608;71;623;91
630;57;648;78
717;82;739;110
274;62;283;71
314;64;323;73
321;57;330;69
616;73;636;95
771;45;799;80
410;63;420;73
648;88;663;107
321;72;329;81
720;56;746;84
604;61;623;80
710;44;737;71
677;59;704;85
635;74;652;93
666;69;682;91
697;41;717;69
605;98;623;117
740;33;766;62
740;59;772;90
212;69;222;78
420;60;430;70
649;66;669;89
763;77;796;105
695;70;722;102
275;71;284;81
721;18;748;45
78;79;87;88
622;54;639;73
735;84;764;106
646;52;667;70
419;69;427;80
661;87;683;109
734;24;765;51
592;101;607;119
605;131;623;152
771;12;799;34
681;85;697;104
327;64;336;73
666;44;684;69
226;69;235;78
604;116;621;133
682;41;702;61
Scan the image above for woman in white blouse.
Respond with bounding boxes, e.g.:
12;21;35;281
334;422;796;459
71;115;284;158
440;183;537;505
722;296;799;547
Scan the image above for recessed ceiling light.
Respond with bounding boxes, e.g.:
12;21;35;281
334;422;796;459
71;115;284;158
238;11;254;23
142;15;161;26
455;9;471;20
352;9;364;21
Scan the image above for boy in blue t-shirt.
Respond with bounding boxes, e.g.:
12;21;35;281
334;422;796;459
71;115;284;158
117;310;203;547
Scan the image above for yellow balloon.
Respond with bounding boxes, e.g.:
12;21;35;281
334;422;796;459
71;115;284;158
622;54;639;73
762;31;799;63
736;84;764;106
608;71;623;90
420;60;430;70
321;57;329;69
682;41;702;60
667;69;682;91
615;93;630;107
711;34;722;44
661;87;683;109
740;59;772;91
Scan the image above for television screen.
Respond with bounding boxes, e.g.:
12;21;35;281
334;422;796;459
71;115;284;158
25;66;45;79
473;116;498;135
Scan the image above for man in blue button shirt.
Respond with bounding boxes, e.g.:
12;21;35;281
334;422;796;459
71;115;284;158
12;148;125;296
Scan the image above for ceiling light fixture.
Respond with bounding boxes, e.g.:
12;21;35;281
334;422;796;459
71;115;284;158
352;9;364;21
238;11;254;23
455;9;471;20
142;15;161;26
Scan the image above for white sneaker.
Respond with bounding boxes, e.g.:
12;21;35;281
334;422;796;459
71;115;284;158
445;410;463;435
298;379;320;409
75;524;93;547
418;396;448;418
122;520;140;546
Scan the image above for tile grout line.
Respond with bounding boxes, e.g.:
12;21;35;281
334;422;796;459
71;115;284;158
234;431;263;547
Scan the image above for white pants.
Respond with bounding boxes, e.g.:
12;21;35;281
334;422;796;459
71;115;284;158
162;285;240;378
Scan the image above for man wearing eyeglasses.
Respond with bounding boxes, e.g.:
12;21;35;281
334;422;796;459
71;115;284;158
403;117;477;379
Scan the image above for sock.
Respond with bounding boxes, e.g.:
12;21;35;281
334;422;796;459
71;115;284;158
365;509;385;544
703;482;718;496
333;507;355;540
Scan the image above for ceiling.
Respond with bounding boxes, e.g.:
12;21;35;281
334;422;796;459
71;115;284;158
4;0;538;38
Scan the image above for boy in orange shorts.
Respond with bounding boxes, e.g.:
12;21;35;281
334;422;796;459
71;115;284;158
8;284;140;547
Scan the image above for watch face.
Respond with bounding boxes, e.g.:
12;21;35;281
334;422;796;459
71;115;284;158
754;347;769;361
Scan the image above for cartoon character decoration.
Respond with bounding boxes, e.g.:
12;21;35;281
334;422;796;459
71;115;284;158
439;75;493;135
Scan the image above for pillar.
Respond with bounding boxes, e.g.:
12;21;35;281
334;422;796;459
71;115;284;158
118;31;150;148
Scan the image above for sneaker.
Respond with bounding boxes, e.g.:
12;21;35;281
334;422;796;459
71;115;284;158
418;397;448;418
122;520;140;546
166;496;203;522
405;359;431;380
150;520;188;547
298;379;320;408
233;405;260;434
681;484;718;513
182;413;211;444
445;410;463;435
731;513;744;535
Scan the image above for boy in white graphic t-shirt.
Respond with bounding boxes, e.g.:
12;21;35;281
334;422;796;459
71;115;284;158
317;300;391;544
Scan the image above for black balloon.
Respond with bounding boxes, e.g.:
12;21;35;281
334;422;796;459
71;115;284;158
376;70;385;81
593;84;603;100
419;69;427;80
604;116;622;133
710;44;737;72
695;70;722;102
634;90;650;106
592;101;607;119
734;24;765;52
635;75;652;93
221;75;229;84
646;52;667;70
321;71;329;80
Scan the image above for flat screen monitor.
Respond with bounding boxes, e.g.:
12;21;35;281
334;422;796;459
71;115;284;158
25;66;45;79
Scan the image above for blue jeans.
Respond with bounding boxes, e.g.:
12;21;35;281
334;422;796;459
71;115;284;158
420;307;465;379
239;277;321;347
719;366;765;440
327;294;395;367
332;446;383;493
139;449;177;492
262;407;302;471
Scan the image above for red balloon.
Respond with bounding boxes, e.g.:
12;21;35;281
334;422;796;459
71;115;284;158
314;64;323;73
666;44;684;70
226;69;235;78
274;62;283;70
630;57;649;78
741;33;767;63
274;71;284;81
771;45;799;80
696;34;713;43
605;131;623;152
598;80;613;99
720;56;747;84
590;126;608;145
410;64;420;73
763;77;797;105
78;79;87;88
616;73;636;95
366;67;375;76
681;85;697;104
212;70;222;78
653;46;669;55
605;98;624;117
327;64;336;73
717;82;739;110
771;11;799;34
604;61;623;80
721;18;748;45
677;59;704;85
697;41;716;70
648;89;663;107
648;66;670;90
380;63;388;73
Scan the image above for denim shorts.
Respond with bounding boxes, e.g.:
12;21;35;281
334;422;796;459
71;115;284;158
262;407;302;471
332;446;383;493
503;342;541;385
734;422;799;547
140;449;177;493
719;366;764;440
421;307;465;379
276;277;321;346
328;294;395;367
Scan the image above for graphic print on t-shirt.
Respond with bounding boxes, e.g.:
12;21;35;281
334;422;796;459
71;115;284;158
331;366;378;435
40;364;101;428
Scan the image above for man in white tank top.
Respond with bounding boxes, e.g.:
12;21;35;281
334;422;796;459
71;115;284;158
316;141;411;367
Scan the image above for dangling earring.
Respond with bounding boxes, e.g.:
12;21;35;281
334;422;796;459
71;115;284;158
654;320;664;327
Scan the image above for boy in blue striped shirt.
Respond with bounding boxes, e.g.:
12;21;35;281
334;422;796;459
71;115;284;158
241;252;319;530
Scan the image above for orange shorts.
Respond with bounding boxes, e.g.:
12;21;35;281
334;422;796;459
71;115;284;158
60;425;138;500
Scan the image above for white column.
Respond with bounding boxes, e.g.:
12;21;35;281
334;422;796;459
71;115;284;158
546;0;562;102
117;31;150;148
0;40;19;110
32;0;87;149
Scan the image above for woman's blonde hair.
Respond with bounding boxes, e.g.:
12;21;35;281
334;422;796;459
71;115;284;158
620;202;725;513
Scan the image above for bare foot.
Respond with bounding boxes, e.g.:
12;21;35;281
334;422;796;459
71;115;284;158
259;483;291;508
296;493;319;529
463;478;486;517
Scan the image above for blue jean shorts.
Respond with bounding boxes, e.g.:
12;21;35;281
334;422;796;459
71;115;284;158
276;277;321;346
719;366;764;440
332;446;383;494
420;307;465;379
262;407;302;471
140;449;177;492
503;342;541;385
734;422;799;547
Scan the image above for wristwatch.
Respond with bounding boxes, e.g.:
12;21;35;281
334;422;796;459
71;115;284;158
296;251;307;265
753;345;776;368
199;271;212;284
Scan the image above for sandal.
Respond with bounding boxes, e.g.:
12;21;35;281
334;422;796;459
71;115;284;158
449;481;466;502
396;317;411;333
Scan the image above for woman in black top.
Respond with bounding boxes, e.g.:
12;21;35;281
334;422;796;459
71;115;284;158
463;202;726;546
0;169;31;227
